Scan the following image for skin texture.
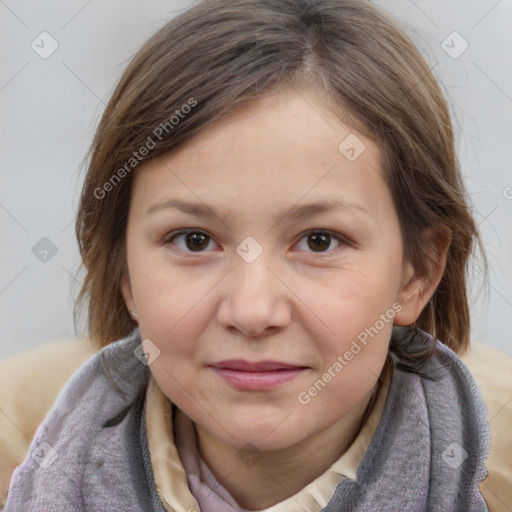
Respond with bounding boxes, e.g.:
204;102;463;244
121;87;446;509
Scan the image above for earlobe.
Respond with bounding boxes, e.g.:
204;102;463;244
394;261;424;326
394;233;450;327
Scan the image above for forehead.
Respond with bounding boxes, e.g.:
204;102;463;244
132;87;391;222
168;87;379;168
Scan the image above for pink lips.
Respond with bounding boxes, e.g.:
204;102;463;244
208;359;308;390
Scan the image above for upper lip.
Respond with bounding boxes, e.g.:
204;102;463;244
209;360;307;371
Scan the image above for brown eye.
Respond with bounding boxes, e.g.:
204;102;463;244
295;230;347;255
184;232;209;251
165;230;215;253
307;232;332;252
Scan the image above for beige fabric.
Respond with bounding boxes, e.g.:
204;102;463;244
0;338;96;507
145;375;201;512
460;342;512;510
146;363;392;512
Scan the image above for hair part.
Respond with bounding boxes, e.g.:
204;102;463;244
74;0;487;373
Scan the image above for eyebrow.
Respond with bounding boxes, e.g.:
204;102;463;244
146;198;370;225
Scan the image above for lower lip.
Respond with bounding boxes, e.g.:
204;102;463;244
210;367;307;390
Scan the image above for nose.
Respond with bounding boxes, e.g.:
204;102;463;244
217;253;291;338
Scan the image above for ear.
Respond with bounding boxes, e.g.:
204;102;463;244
394;230;451;326
120;272;137;319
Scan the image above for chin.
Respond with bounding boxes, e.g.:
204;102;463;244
227;430;303;453
212;413;309;452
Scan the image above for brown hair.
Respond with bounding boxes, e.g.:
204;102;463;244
74;0;486;370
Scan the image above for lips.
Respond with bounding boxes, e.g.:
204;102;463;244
208;359;309;390
209;359;306;371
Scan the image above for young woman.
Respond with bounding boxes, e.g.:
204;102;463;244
3;0;501;510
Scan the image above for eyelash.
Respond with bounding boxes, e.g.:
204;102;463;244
163;229;351;257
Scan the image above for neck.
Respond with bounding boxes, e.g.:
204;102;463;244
193;378;383;510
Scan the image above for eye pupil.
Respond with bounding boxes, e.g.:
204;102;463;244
171;230;340;255
186;232;209;251
308;233;330;252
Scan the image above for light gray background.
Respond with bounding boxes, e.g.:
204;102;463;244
1;0;511;358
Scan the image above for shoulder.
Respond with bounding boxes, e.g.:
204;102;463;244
459;342;512;511
0;338;96;506
459;341;512;398
3;329;150;510
0;338;96;439
27;328;149;443
420;339;490;448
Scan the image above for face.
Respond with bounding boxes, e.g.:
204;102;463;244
122;87;416;452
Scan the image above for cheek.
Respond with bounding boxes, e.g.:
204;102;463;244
316;263;400;333
301;261;399;381
296;283;394;418
127;249;207;355
134;271;209;406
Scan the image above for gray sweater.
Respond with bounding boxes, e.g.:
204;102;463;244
3;328;490;511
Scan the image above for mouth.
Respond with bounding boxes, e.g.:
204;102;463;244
208;359;309;391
